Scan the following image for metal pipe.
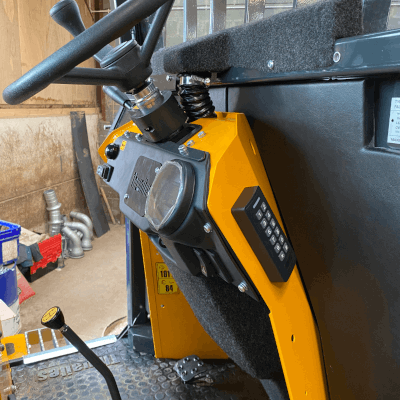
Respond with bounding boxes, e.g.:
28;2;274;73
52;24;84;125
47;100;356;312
61;227;84;259
70;211;94;239
44;190;63;236
64;222;92;251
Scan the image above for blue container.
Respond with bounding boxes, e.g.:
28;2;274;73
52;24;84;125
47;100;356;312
0;264;18;306
0;220;21;266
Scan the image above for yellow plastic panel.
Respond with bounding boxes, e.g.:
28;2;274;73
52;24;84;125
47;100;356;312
98;121;141;162
140;232;227;360
1;334;28;362
186;112;328;400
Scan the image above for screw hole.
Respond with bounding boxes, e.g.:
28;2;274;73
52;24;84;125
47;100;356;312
291;335;295;342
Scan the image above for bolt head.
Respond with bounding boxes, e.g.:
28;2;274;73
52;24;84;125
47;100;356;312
178;144;189;155
198;361;204;367
268;60;275;70
238;281;248;293
155;167;160;173
333;51;341;63
187;140;195;147
198;131;206;138
124;131;131;138
204;78;211;86
166;74;174;82
203;223;212;233
124;194;129;200
135;133;143;142
182;370;187;376
191;368;198;374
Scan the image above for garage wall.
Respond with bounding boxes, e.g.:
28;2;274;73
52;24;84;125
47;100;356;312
0;0;101;232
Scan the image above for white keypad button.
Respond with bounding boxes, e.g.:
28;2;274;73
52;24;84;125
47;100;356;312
256;210;263;220
270;236;277;245
261;202;267;212
261;219;267;229
266;211;272;220
270;219;276;228
279;251;286;261
274;243;281;253
279;235;285;244
283;243;289;252
266;227;273;237
274;227;280;237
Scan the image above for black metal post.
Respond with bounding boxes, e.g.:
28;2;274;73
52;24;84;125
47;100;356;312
126;219;148;327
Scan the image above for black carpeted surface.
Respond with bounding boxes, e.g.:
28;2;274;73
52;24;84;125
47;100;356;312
165;261;283;380
152;0;362;75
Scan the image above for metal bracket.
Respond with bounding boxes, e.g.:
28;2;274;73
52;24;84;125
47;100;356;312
173;355;209;383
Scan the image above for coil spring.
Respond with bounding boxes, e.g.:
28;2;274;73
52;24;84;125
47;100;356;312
178;84;216;122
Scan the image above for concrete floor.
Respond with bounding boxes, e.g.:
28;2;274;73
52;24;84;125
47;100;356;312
20;225;128;342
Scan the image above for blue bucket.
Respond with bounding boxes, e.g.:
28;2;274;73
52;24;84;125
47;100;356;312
0;264;19;307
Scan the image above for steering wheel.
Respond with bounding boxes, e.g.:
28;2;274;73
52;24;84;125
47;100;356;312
2;0;172;105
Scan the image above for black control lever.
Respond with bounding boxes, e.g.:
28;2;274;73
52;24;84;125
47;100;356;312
50;0;132;109
41;307;122;400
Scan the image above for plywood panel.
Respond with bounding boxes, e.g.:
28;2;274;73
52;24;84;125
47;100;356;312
0;114;99;202
0;0;97;107
0;0;22;104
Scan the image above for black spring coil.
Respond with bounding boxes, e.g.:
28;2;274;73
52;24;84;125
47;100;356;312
178;84;216;122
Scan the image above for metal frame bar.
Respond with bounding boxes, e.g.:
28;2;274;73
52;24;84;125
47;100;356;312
183;0;198;41
209;0;227;34
244;0;266;23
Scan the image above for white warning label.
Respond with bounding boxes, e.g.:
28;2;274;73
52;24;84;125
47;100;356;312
387;98;400;144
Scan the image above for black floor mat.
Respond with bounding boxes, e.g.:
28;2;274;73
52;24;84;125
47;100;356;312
12;338;269;400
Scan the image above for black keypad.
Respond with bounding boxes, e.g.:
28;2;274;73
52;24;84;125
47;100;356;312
232;186;297;282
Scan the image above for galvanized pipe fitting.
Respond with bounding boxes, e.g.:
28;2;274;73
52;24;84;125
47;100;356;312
44;189;63;236
70;211;94;239
61;226;84;259
64;222;92;251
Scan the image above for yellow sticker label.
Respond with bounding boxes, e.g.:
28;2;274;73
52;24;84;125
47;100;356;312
156;263;179;295
120;140;127;151
42;307;58;323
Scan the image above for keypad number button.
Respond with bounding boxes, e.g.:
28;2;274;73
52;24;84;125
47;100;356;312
279;235;285;245
274;243;281;253
279;251;286;261
270;219;276;228
256;210;263;220
270;236;277;245
266;227;273;237
266;211;272;221
274;227;280;237
260;219;267;229
283;243;289;253
261;203;267;212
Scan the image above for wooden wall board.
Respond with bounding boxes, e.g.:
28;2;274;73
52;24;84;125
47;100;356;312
0;107;99;119
0;0;22;106
0;178;88;233
0;114;99;203
1;0;97;108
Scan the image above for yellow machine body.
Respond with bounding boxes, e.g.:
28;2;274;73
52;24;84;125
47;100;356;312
140;233;227;360
99;112;328;400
